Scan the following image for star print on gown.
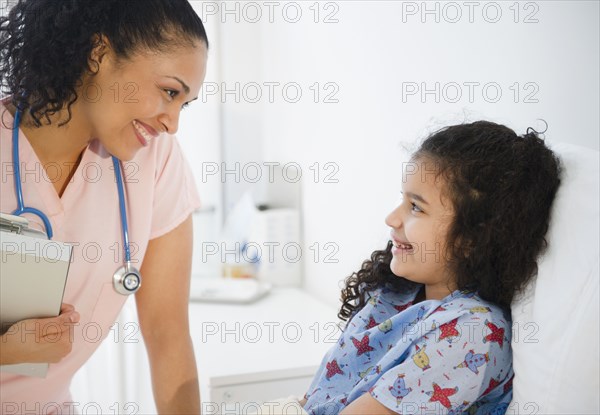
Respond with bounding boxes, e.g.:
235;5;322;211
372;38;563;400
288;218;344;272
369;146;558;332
433;305;447;314
351;334;375;356
437;318;460;343
365;315;378;330
503;374;514;394
302;285;513;415
482;377;502;396
394;302;413;312
427;382;458;409
483;319;506;348
325;359;344;379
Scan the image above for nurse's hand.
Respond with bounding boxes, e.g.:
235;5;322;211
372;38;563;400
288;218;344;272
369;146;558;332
0;303;80;365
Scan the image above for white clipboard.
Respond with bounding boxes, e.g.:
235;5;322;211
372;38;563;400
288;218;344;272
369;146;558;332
0;213;72;377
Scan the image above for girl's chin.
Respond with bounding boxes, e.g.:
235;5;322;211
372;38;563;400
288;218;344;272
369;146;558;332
390;266;410;279
389;260;419;283
390;257;411;272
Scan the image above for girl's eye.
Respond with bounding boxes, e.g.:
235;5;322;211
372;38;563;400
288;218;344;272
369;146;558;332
411;202;423;213
181;102;190;110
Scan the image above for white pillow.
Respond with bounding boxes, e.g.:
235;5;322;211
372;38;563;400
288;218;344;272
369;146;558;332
511;142;599;414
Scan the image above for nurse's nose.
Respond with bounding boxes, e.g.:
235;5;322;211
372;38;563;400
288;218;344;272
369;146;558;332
158;106;182;135
385;204;404;229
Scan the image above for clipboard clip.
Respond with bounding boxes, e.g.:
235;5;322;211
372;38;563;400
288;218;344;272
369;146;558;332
0;213;47;239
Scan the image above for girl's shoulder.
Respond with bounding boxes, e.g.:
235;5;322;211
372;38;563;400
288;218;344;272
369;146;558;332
351;285;511;339
431;290;510;322
366;285;509;320
421;291;512;350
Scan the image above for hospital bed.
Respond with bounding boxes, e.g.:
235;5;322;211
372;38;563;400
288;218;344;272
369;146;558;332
510;142;599;414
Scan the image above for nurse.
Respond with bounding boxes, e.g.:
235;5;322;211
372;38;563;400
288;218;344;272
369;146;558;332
0;0;207;412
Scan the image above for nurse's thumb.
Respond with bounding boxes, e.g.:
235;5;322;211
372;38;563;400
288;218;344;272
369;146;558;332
69;311;80;323
58;309;80;325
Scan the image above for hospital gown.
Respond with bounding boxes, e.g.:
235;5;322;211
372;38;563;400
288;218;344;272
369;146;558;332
303;283;513;414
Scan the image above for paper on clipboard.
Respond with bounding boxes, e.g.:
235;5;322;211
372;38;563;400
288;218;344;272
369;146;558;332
0;213;72;378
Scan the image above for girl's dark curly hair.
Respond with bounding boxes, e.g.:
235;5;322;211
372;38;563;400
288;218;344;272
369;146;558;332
0;0;208;127
339;121;562;321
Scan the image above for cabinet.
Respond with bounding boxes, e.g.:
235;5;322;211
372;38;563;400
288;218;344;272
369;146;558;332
190;287;339;412
72;287;338;413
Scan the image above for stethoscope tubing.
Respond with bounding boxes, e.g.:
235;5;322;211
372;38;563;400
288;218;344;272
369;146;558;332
111;156;131;263
12;109;55;239
11;109;131;263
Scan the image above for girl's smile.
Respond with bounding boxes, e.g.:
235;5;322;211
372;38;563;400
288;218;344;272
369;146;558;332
385;158;456;300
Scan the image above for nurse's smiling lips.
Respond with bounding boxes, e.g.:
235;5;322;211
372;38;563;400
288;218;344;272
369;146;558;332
132;119;160;146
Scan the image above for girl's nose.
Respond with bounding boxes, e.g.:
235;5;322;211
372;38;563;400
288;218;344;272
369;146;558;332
385;205;403;229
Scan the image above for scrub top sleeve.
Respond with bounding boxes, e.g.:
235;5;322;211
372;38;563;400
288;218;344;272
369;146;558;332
149;135;202;240
369;311;512;414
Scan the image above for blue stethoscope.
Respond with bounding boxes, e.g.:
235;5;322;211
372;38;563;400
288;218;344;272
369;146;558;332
11;109;141;295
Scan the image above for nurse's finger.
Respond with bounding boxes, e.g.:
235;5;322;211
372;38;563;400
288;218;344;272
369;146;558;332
60;303;75;313
37;312;80;337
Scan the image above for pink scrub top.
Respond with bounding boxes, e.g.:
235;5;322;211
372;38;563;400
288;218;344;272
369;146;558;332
0;99;202;412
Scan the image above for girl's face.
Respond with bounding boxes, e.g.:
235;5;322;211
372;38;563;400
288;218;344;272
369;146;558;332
385;158;456;297
79;38;208;161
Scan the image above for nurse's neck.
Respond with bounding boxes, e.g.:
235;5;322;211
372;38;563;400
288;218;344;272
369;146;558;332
6;99;93;168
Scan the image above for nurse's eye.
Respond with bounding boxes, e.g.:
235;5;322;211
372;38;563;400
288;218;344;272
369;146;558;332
165;89;179;99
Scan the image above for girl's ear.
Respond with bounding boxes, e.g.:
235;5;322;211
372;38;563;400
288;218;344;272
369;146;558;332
464;243;472;258
462;221;489;258
456;235;474;259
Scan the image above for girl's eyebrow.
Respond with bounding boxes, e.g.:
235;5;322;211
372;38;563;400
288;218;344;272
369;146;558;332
401;191;429;205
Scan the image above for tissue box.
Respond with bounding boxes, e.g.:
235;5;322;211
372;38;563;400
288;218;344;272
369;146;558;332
248;208;302;286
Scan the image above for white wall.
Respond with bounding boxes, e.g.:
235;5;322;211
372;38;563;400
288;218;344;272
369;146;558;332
207;0;599;307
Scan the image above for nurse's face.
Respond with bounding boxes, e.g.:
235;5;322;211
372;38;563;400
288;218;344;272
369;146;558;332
79;37;207;161
385;158;456;292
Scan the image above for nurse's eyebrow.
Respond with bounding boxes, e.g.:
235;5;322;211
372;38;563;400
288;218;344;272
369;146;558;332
167;76;190;95
402;191;429;205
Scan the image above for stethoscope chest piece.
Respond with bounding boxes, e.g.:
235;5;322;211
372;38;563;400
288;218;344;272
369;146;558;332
113;263;142;295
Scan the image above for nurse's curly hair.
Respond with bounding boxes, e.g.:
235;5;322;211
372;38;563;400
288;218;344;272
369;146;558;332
0;0;208;127
339;121;562;321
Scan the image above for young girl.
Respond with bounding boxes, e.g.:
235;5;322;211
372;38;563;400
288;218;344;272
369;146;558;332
302;121;562;414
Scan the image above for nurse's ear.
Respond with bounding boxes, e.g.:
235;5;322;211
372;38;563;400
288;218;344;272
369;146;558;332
86;33;113;75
